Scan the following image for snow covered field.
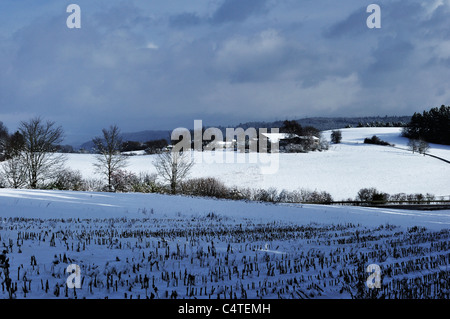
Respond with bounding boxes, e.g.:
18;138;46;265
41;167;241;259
0;127;449;299
0;189;449;299
67;127;450;200
1;189;450;230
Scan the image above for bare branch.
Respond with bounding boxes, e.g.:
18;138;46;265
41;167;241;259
17;117;66;188
154;150;194;194
92;125;128;191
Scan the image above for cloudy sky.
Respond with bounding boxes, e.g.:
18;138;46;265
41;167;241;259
0;0;449;144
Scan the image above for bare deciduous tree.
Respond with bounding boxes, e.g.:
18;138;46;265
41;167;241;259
92;125;128;192
1;131;27;188
2;156;27;189
418;139;430;155
19;117;65;189
407;139;418;153
0;122;8;161
154;150;194;194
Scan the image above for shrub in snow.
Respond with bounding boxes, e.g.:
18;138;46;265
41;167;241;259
363;135;391;146
133;172;162;193
81;178;106;192
46;168;84;191
180;177;230;199
252;187;279;203
228;186;252;201
282;143;304;153
318;137;329;151
331;130;342;144
276;189;290;203
356;187;389;204
110;170;140;193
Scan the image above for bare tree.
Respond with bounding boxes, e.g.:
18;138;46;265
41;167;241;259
0;122;8;161
154;150;194;194
92;125;128;192
407;139;418;154
1;131;27;188
19;117;65;189
418;139;430;155
2;156;27;188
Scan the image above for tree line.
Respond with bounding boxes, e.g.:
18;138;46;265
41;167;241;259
402;105;450;145
0;118;191;194
0;111;445;199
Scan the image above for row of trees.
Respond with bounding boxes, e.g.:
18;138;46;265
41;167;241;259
0;118;333;203
346;121;408;128
0;118;65;189
402;105;450;145
0;119;193;194
279;120;323;140
119;139;168;154
355;187;437;204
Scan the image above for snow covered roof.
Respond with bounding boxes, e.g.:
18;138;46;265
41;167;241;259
211;140;235;147
260;133;293;143
261;133;319;142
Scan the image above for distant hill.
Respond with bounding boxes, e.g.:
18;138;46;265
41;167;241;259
77;116;411;151
230;116;411;131
79;130;171;151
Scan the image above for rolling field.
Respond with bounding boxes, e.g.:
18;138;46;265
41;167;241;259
0;127;449;299
0;189;449;299
66;127;450;200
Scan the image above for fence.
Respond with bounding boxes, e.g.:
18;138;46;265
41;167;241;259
300;199;450;210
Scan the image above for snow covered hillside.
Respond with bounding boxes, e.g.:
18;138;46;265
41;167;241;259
1;127;448;300
66;128;450;200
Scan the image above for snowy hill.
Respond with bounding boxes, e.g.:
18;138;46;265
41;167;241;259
1;128;450;299
66;127;450;200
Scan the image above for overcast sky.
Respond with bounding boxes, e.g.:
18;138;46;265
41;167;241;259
0;0;449;144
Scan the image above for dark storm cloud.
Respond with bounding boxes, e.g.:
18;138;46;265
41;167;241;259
323;6;368;38
0;0;449;144
362;49;415;93
169;0;270;28
363;36;415;84
169;12;202;28
211;0;269;24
